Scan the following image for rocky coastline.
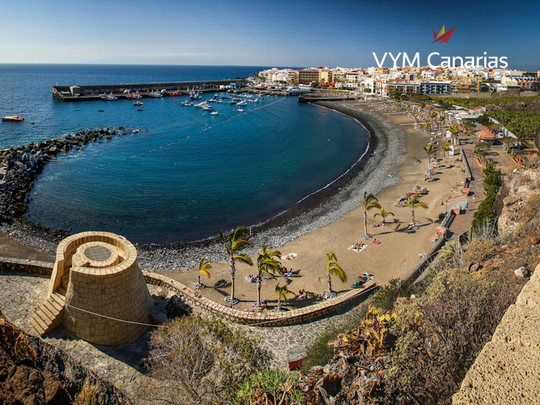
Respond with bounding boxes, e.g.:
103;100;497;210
0;127;142;247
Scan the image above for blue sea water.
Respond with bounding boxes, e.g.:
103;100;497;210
0;64;369;243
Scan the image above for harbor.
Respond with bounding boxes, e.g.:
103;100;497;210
52;78;249;101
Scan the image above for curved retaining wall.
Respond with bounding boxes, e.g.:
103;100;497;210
144;272;377;327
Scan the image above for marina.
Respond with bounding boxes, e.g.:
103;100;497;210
52;78;249;101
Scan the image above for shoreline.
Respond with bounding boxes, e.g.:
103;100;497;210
133;101;407;272
1;101;407;273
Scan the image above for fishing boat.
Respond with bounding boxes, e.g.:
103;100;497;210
127;91;142;100
2;90;24;122
189;88;201;100
149;91;163;98
169;89;181;96
133;101;143;106
106;93;118;101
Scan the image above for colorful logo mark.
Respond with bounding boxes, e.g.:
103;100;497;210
432;25;457;43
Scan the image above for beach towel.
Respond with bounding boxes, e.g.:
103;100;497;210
282;253;297;260
348;243;368;253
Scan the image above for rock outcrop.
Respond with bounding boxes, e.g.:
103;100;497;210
0;309;130;404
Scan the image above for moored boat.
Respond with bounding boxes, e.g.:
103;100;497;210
2;90;24;122
2;115;24;122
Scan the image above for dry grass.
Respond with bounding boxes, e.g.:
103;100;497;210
74;378;98;405
463;238;495;264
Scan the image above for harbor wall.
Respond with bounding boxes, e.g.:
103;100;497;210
52;79;249;101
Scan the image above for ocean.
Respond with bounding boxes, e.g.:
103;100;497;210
0;64;370;243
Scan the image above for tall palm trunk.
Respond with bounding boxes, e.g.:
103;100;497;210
412;209;416;225
363;210;368;236
256;275;262;307
229;257;236;302
327;273;333;293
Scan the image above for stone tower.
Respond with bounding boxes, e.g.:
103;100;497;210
31;232;151;346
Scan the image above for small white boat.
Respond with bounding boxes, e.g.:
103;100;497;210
237;100;247;106
202;105;213;111
194;101;207;109
238;109;244;112
211;111;219;115
2;115;24;122
150;91;163;98
181;101;192;107
106;93;117;101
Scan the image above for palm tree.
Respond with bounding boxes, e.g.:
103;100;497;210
423;144;438;170
194;257;211;289
219;226;253;305
324;251;347;299
275;284;293;312
440;142;451;159
255;246;282;309
361;191;381;239
403;195;428;228
374;207;395;225
438;115;445;132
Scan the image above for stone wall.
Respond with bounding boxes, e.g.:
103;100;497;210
0;257;53;277
453;264;540;404
144;272;377;327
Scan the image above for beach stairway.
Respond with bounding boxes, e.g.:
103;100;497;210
30;290;66;336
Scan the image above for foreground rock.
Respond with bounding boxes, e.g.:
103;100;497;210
0;308;130;404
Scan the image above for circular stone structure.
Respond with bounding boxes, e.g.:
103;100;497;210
48;232;151;346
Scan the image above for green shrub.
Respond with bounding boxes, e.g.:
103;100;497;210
233;368;303;405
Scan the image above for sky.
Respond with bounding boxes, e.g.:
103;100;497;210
1;0;539;70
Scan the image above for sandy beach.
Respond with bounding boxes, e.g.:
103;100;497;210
164;100;472;310
1;98;484;313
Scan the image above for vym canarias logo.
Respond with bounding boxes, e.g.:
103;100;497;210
432;25;457;43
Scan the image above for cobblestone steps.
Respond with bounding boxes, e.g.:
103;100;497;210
30;292;65;336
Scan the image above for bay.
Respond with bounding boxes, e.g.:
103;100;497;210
0;64;369;243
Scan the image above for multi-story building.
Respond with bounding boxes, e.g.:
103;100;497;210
298;68;320;84
382;82;420;97
451;81;481;93
420;81;452;95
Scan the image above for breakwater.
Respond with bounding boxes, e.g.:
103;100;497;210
0;128;140;224
52;78;249;101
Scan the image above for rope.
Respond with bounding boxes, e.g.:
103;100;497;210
65;303;160;328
